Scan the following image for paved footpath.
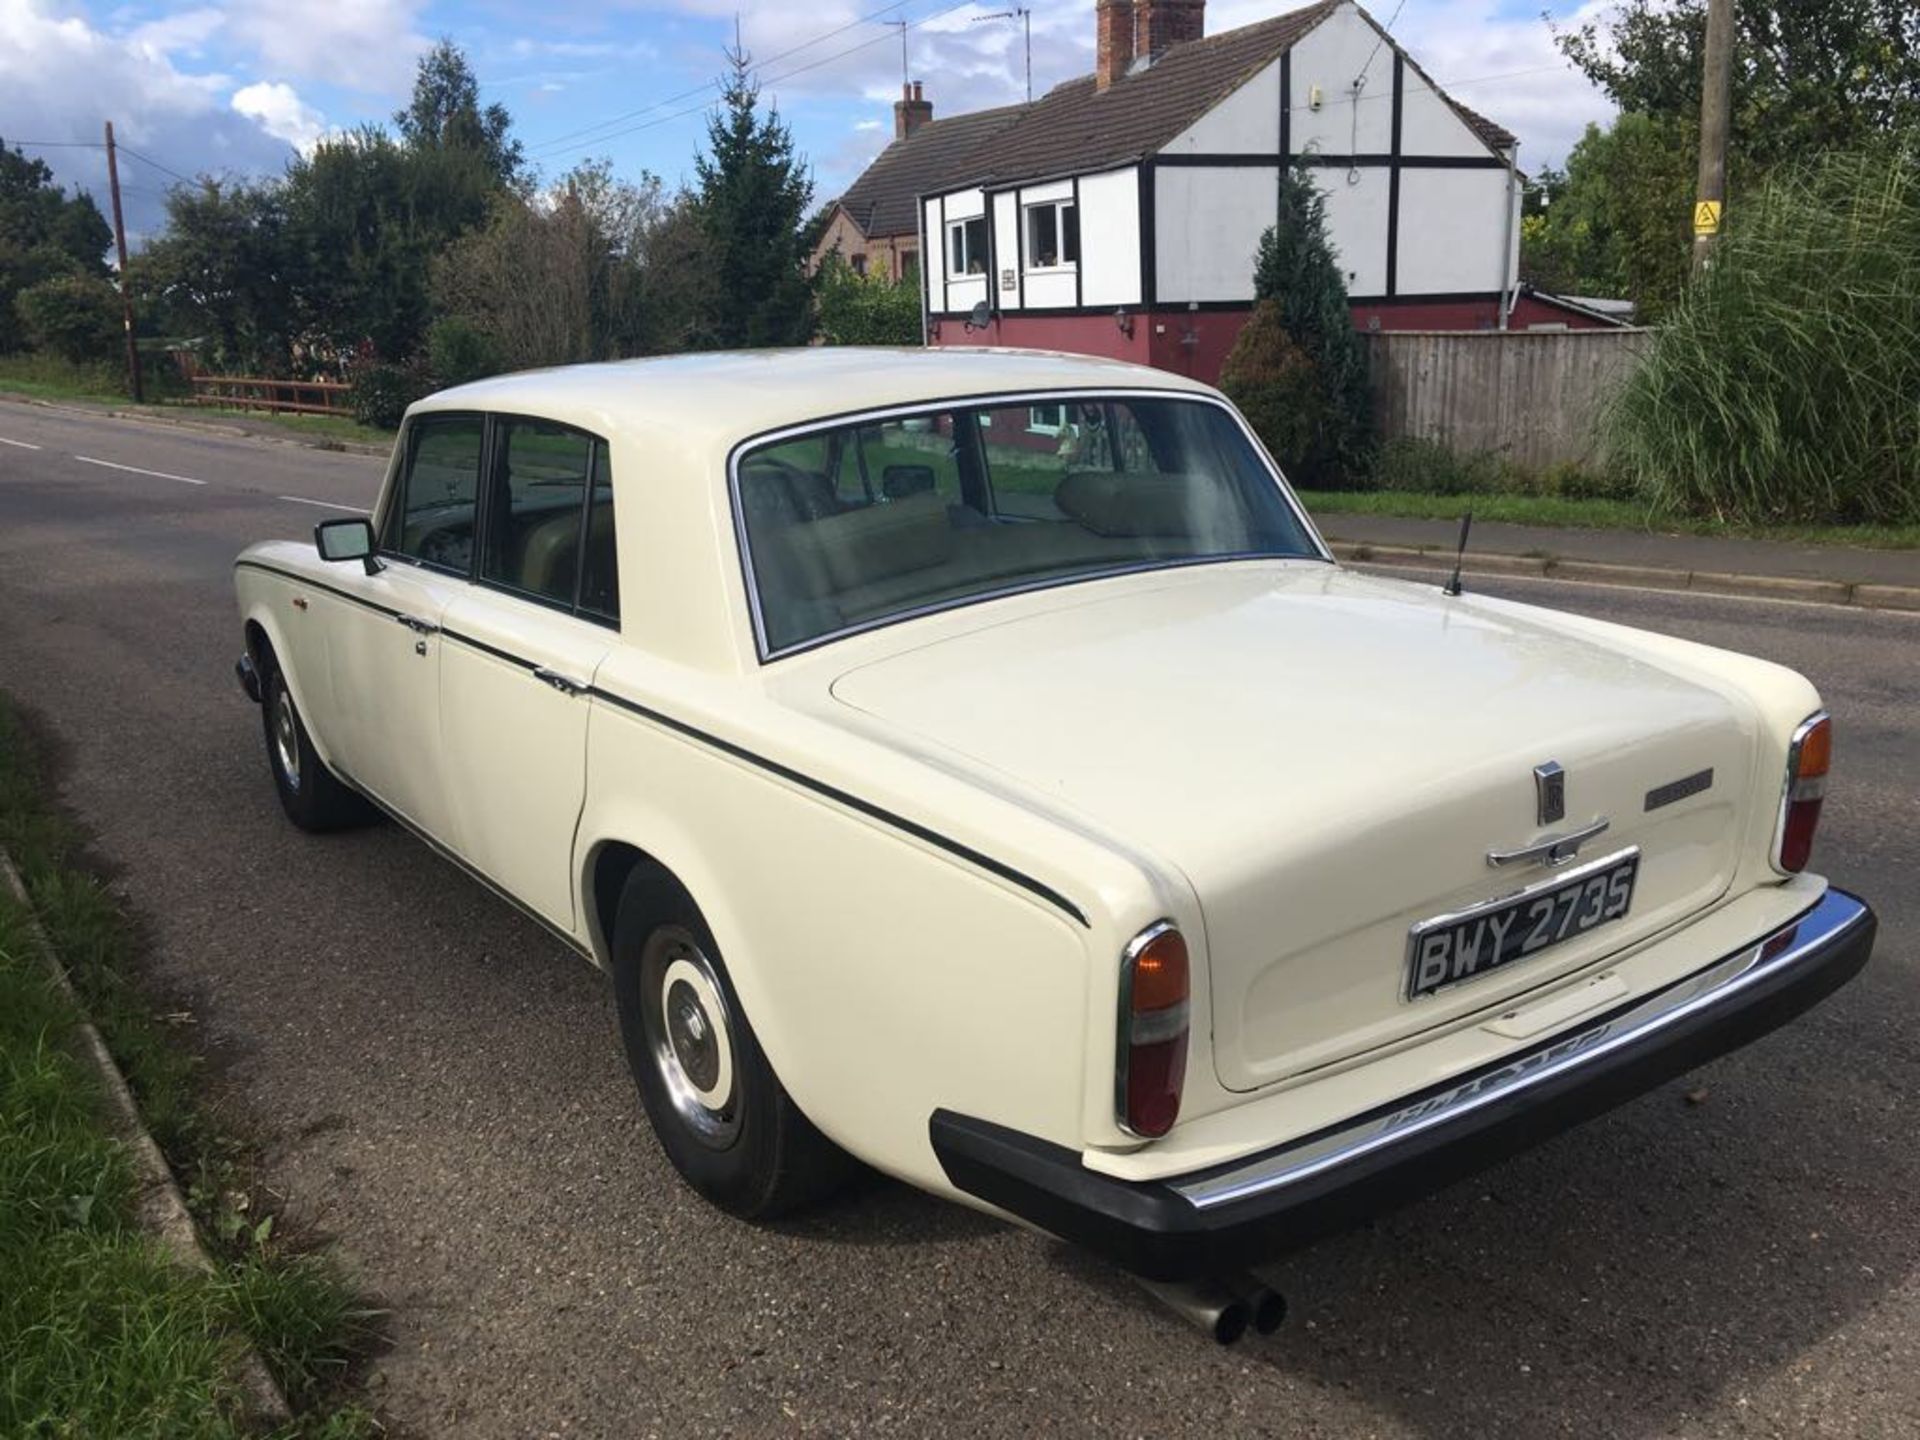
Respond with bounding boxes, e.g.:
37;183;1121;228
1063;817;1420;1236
1314;512;1920;593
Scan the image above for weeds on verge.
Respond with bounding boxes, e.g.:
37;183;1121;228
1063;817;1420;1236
0;698;382;1437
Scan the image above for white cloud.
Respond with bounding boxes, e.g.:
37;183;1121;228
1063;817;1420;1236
232;80;327;151
224;0;429;92
0;0;297;242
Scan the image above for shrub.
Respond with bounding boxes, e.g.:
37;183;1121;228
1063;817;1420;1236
14;272;122;365
1219;302;1342;485
814;252;922;346
1368;437;1512;495
346;358;429;430
426;316;502;387
1602;148;1920;524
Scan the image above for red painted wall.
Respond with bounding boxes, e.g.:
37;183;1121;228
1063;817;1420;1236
931;294;1618;386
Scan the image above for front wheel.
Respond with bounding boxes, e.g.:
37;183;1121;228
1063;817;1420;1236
260;664;371;832
611;872;850;1219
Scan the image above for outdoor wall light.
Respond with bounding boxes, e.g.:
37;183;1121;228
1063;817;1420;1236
1114;308;1134;338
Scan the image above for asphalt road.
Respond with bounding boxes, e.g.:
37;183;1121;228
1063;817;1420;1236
1;399;1916;1439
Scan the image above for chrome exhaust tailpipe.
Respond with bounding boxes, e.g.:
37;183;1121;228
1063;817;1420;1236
1230;1275;1287;1336
1136;1278;1251;1345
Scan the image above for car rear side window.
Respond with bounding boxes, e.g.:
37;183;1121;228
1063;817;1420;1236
482;419;595;607
388;414;484;573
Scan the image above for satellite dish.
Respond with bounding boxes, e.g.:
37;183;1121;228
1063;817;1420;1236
966;300;991;331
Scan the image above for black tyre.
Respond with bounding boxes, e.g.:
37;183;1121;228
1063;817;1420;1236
611;869;850;1218
260;662;372;832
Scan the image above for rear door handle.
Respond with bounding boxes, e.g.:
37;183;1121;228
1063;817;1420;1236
395;612;439;635
533;667;586;696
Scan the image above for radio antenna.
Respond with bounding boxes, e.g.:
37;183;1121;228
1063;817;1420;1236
1443;508;1474;597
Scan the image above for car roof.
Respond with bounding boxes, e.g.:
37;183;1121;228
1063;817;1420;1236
408;347;1218;452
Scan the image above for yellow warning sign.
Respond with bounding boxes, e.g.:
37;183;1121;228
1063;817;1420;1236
1693;200;1722;236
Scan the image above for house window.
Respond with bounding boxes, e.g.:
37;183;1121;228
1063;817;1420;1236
851;253;867;276
1027;404;1066;435
1024;200;1079;270
946;217;987;276
898;249;918;282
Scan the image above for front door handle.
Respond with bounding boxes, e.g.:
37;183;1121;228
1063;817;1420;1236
533;667;586;696
395;612;439;636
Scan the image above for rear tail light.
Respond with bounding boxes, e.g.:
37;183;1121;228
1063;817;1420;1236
1117;922;1189;1138
1774;711;1831;875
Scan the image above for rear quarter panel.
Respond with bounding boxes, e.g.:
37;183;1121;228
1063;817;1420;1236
575;684;1115;1198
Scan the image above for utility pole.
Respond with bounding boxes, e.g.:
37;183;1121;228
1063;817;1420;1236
1691;0;1733;274
102;121;143;403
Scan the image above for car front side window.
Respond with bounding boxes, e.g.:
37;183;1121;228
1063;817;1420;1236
386;414;484;574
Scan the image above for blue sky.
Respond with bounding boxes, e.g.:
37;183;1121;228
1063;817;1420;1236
2;0;1616;243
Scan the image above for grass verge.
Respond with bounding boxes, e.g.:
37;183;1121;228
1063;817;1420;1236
1303;490;1920;550
0;697;382;1438
0;356;392;451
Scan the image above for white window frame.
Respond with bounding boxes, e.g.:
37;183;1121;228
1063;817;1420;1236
1026;403;1067;436
946;216;988;277
1023;199;1078;273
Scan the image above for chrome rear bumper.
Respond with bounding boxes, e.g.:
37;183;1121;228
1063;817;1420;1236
931;887;1875;1281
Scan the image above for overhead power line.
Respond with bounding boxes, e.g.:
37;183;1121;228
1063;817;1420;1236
528;0;920;156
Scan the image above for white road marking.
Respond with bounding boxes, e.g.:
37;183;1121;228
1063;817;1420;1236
0;435;42;450
73;455;207;486
277;494;362;513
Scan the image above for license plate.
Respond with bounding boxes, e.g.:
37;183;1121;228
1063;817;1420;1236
1405;848;1640;1001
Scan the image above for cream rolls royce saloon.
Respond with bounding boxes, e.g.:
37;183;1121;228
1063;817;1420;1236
232;349;1874;1327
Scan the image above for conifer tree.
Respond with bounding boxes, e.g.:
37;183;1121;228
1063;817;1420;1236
693;50;816;348
1222;164;1372;485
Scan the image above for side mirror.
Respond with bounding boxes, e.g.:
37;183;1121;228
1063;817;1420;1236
315;517;382;575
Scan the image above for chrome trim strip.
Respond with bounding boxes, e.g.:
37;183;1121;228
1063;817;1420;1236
1115;919;1181;1137
1771;709;1829;876
724;387;1334;664
1174;887;1869;1211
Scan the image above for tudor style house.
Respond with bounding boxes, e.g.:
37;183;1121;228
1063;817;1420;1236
822;0;1614;384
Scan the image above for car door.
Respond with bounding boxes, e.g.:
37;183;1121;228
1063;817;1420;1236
323;411;483;841
437;416;620;932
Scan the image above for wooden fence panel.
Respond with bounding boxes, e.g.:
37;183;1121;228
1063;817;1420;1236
1364;329;1653;471
189;375;352;418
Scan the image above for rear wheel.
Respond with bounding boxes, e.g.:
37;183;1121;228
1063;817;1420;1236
611;870;850;1218
260;661;371;832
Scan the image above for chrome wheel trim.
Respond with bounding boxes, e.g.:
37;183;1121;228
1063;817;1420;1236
272;685;302;793
641;926;741;1150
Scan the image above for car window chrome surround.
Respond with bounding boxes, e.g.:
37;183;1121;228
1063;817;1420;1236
725;387;1335;664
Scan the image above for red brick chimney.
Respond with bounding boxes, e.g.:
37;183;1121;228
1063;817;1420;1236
1096;0;1135;91
894;81;932;140
1135;0;1205;62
